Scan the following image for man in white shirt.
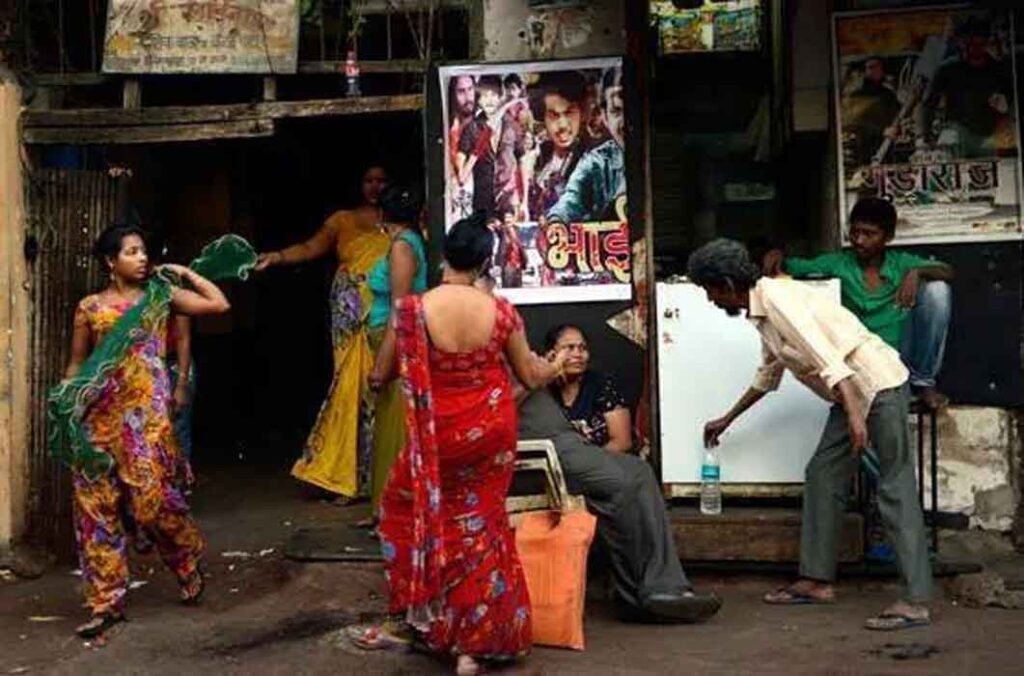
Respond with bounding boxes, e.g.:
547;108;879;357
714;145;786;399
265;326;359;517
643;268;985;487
687;239;932;631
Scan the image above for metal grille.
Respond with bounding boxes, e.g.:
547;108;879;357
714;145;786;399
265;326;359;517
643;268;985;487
24;168;123;558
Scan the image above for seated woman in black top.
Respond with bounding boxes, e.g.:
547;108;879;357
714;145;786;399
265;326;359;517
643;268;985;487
544;324;633;453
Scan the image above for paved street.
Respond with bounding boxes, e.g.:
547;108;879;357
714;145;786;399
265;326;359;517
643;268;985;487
3;465;1023;675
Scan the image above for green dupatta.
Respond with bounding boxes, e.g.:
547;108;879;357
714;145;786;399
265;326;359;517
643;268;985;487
47;234;257;479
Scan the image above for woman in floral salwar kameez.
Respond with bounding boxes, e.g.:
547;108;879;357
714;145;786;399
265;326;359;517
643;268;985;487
353;213;566;675
62;225;234;638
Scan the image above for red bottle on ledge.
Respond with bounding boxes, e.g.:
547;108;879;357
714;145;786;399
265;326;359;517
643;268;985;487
345;49;361;97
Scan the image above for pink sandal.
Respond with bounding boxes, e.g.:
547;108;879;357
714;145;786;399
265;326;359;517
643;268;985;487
346;623;412;651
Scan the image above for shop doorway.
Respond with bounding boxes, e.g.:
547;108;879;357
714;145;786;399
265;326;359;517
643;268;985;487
24;112;425;554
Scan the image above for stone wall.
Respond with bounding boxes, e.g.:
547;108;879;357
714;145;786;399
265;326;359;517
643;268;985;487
925;407;1022;534
482;0;624;62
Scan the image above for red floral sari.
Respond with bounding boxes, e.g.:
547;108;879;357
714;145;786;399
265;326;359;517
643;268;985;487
379;295;531;660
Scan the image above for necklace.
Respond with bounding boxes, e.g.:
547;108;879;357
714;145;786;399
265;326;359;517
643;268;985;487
441;276;475;286
441;270;476;286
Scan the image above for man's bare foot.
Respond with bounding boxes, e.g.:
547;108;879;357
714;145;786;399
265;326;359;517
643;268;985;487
915;386;949;411
455;655;480;675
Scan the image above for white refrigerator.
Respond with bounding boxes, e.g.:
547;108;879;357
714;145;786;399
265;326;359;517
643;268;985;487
655;280;839;491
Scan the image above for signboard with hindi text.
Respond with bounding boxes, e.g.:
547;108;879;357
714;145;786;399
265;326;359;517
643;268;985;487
439;57;631;305
103;1;300;74
833;6;1023;244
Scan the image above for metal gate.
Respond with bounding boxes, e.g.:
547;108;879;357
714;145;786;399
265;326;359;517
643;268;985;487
24;168;125;558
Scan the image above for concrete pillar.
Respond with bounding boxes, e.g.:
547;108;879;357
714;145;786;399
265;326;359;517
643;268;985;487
0;72;29;550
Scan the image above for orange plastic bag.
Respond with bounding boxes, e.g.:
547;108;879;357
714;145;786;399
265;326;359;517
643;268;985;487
513;508;597;650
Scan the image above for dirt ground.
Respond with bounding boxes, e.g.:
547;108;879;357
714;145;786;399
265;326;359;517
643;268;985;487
3;463;1024;675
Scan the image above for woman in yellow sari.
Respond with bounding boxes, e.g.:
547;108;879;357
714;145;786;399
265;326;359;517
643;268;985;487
256;166;390;501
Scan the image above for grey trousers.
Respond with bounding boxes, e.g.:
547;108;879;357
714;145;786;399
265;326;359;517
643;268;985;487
518;391;690;608
800;384;933;602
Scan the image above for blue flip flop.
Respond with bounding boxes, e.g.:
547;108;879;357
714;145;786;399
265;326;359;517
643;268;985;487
764;588;835;605
864;612;931;631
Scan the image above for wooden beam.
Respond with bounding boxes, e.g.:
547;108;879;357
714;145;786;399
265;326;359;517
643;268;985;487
33;73;110;87
672;509;863;563
0;77;30;546
262;76;278;102
298;59;434;74
259;94;423;119
357;0;469;13
25;104;255;128
22;94;424;130
23;119;276;145
122;79;141;110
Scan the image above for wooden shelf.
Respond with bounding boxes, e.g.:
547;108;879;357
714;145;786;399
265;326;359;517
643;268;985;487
22;94;423;144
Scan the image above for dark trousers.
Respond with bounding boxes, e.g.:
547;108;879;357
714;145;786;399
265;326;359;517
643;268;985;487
801;385;933;602
518;391;689;608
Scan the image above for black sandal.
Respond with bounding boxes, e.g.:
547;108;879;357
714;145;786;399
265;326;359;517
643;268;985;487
351;516;378;530
76;612;125;639
179;570;205;605
132;528;154;555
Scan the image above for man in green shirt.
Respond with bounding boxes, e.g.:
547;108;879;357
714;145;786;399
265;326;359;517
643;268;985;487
763;198;954;410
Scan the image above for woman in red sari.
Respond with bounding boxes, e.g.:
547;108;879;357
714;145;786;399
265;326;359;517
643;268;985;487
358;213;566;674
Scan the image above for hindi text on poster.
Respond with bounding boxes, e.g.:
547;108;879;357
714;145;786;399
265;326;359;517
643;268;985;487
438;57;632;305
832;7;1023;243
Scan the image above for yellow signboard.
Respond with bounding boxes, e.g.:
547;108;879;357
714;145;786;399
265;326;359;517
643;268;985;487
103;1;300;74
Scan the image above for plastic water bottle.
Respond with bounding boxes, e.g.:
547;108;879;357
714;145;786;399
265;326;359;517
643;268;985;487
700;449;722;515
345;49;361;97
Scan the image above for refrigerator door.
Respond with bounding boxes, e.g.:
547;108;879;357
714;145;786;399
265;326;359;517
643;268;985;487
656;281;838;485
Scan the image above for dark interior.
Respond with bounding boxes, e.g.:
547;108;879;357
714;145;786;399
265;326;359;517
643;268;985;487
73;113;428;469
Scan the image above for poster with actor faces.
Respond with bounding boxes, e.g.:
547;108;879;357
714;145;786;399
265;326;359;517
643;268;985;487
439;57;631;305
833;7;1023;244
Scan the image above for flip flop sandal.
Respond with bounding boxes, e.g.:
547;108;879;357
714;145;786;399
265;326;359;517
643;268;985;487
351;517;378;530
76;612;125;639
179;571;205;605
763;587;835;605
864;612;931;631
132;530;155;555
346;624;412;651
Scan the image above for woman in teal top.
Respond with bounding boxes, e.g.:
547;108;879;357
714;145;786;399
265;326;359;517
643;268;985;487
365;186;428;525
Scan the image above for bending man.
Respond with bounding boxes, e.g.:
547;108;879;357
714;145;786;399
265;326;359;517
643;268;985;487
690;239;932;632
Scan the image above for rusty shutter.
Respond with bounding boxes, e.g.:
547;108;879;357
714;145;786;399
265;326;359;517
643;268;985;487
24;168;125;558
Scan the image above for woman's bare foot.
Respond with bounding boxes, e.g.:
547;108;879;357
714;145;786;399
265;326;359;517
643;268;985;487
179;570;205;605
455;655;480;676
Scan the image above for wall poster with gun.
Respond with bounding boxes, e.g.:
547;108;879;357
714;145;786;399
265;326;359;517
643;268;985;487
833;7;1023;244
438;58;632;305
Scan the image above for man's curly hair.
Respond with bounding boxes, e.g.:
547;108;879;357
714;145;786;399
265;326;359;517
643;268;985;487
686;238;762;291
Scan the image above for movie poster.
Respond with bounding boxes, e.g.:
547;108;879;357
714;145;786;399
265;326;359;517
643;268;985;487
439;58;631;305
651;1;762;55
833;7;1023;244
